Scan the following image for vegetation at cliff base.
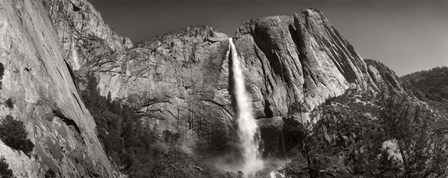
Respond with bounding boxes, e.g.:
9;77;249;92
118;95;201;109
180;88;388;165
284;90;448;177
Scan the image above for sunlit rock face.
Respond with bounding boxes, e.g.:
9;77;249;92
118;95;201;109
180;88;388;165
234;9;377;120
0;0;117;177
365;59;405;94
47;0;132;70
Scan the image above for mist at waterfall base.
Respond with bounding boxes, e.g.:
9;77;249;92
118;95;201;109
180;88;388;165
210;38;265;177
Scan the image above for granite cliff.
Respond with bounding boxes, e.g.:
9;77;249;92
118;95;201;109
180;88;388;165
0;0;446;177
72;8;384;158
0;0;117;177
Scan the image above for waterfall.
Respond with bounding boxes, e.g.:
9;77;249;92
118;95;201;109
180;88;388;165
228;38;264;176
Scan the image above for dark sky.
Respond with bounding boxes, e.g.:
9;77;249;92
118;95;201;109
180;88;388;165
90;0;448;76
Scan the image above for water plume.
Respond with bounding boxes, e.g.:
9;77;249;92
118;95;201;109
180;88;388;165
228;38;264;177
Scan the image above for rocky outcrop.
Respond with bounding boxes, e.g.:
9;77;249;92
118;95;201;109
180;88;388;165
365;59;404;93
0;0;116;177
47;0;132;70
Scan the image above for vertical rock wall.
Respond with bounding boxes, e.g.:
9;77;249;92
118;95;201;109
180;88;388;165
234;9;377;120
0;0;116;177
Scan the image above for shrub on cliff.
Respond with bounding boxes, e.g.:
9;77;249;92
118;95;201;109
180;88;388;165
0;157;13;178
0;115;34;155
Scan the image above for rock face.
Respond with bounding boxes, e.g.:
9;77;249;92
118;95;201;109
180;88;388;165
72;8;383;157
47;0;132;70
365;59;405;93
0;0;116;177
233;10;377;120
86;26;236;155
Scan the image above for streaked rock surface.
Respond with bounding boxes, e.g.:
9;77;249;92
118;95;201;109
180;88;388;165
0;0;117;177
48;0;132;70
